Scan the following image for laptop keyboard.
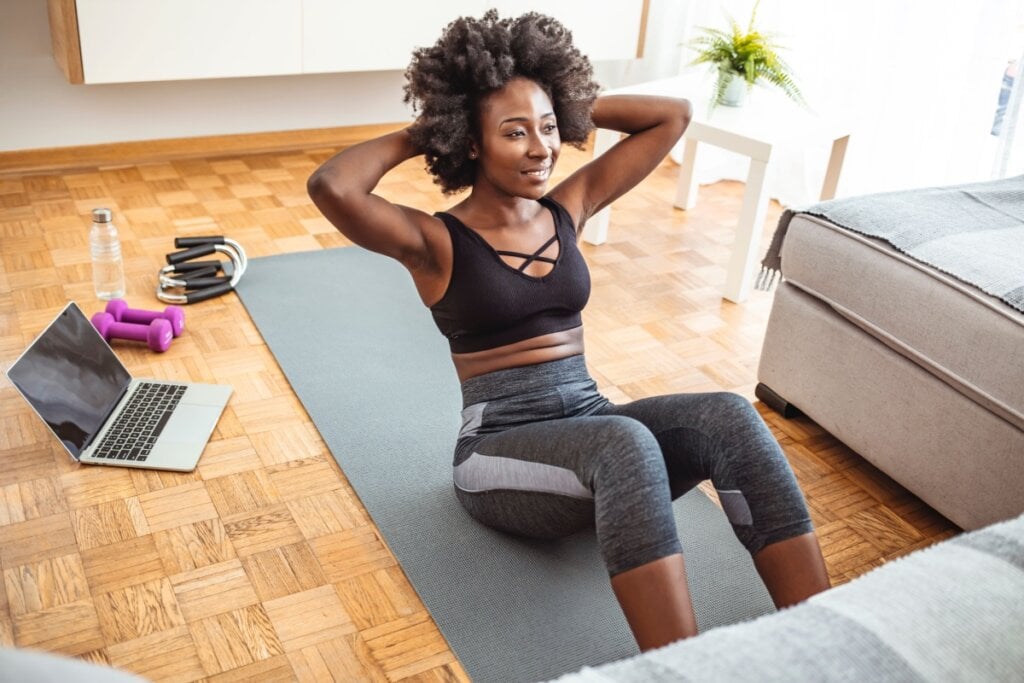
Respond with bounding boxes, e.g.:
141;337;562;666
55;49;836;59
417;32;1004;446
92;382;187;462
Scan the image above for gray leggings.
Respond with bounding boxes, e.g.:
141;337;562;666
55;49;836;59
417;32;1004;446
453;355;814;577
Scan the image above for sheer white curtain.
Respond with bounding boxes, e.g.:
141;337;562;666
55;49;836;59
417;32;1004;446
993;47;1024;178
675;0;1024;204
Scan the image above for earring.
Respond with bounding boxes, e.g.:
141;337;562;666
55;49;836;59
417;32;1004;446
469;151;477;159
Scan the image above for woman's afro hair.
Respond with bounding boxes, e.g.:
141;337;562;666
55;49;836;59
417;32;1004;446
403;10;600;194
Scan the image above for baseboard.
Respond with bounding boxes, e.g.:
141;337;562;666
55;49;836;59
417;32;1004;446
0;122;408;176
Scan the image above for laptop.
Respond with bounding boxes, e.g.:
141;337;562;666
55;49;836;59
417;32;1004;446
6;302;232;471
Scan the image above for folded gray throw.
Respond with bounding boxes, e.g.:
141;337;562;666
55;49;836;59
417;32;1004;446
550;512;1024;682
756;174;1024;313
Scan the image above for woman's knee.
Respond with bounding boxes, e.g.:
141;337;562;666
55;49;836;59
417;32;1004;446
704;392;762;427
585;416;665;479
588;415;659;456
697;393;781;469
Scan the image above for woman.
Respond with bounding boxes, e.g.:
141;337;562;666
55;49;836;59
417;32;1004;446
308;11;829;652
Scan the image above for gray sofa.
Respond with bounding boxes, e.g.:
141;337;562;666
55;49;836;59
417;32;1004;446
546;180;1024;682
549;511;1024;682
755;181;1024;531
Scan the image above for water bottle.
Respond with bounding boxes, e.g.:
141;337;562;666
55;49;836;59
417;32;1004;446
90;208;126;300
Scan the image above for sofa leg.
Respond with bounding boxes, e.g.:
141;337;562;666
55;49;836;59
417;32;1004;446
755;383;802;418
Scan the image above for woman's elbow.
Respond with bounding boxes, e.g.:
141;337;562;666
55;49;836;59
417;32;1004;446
306;169;344;207
306;171;351;220
306;169;327;201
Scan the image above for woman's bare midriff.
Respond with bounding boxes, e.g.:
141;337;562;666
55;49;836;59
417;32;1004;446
451;326;584;383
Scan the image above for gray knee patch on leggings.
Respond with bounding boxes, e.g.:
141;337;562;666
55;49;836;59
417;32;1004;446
717;489;753;526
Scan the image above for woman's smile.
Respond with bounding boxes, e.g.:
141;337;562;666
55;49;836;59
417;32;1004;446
522;165;551;181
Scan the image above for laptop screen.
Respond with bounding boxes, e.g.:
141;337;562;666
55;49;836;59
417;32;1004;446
6;302;131;459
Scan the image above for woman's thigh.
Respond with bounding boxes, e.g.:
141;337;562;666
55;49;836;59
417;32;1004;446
455;416;594;539
454;414;682;574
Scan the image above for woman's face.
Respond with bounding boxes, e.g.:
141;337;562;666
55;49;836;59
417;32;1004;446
473;77;561;200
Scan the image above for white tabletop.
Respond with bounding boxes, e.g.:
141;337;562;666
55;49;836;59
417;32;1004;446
602;73;850;153
590;72;853;303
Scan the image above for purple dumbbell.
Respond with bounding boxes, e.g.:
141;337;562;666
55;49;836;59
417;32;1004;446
91;312;173;353
105;299;185;337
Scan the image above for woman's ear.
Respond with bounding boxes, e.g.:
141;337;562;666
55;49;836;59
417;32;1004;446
468;140;479;160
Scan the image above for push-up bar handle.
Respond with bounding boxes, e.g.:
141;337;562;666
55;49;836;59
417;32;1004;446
166;244;216;265
186;282;233;304
174;236;225;248
183;276;230;289
173;259;223;272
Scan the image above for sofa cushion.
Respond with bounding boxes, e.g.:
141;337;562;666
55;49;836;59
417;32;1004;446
760;283;1023;529
779;214;1024;431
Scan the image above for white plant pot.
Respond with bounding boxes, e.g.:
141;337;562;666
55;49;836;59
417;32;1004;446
720;73;747;107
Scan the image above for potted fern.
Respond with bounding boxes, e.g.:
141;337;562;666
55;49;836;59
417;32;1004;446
687;0;804;108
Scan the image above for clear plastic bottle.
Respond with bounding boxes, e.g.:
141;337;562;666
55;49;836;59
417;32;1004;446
89;208;126;300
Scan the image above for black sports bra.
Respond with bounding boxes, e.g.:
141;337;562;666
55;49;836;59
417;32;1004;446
429;196;591;354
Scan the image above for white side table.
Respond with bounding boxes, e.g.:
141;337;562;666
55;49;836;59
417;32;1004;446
584;74;850;303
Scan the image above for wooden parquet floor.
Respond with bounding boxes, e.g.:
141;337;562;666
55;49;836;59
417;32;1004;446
0;140;958;681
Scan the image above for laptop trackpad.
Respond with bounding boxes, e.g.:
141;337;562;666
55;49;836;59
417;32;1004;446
161;403;222;445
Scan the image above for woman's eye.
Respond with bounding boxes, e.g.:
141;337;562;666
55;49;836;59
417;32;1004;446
506;130;525;138
544;124;558;133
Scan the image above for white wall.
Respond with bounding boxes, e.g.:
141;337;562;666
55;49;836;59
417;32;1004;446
0;0;689;153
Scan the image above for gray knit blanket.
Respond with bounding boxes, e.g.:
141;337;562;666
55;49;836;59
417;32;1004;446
549;512;1024;682
756;175;1024;313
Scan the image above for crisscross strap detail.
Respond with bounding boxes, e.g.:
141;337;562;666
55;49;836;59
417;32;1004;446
496;233;559;272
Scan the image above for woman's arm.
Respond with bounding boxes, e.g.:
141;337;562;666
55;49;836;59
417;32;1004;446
307;128;434;268
551;95;692;229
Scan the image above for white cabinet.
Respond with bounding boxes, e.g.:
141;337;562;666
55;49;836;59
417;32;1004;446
303;1;483;74
490;0;645;62
63;1;646;84
75;0;302;84
303;1;646;74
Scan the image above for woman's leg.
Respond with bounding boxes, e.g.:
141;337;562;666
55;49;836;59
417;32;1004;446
753;532;830;608
595;391;831;606
610;553;697;650
454;413;697;649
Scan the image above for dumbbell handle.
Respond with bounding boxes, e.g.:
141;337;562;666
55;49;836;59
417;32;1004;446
108;299;185;338
91;312;173;353
106;319;156;340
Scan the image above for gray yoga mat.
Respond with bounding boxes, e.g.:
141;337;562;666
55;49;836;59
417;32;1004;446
236;247;774;682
